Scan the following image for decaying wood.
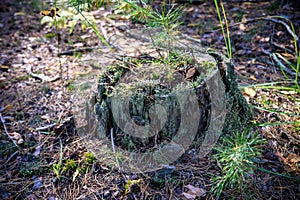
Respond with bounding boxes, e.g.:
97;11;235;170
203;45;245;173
70;30;254;172
92;48;252;154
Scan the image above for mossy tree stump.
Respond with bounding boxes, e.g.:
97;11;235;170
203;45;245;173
78;40;252;172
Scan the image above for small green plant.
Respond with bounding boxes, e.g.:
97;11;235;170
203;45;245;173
125;179;142;194
122;0;183;58
52;139;63;179
0;138;18;157
19;160;49;177
211;128;266;198
67;0;111;47
78;151;96;173
52;150;96;179
83;151;95;164
145;3;183;36
117;0;183;47
115;0;151;22
213;0;232;59
62;159;77;172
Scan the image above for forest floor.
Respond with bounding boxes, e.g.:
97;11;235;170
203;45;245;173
0;0;300;199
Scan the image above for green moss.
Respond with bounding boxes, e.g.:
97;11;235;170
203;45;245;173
200;61;217;71
84;151;95;164
62;159;77;172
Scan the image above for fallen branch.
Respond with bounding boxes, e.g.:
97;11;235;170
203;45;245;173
26;65;60;82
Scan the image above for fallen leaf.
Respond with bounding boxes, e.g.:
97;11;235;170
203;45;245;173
250;75;256;81
41;114;51;122
286;153;300;174
239;23;246;31
244;87;256;98
185;184;206;197
185;67;198;80
182;192;196;200
287;153;300;163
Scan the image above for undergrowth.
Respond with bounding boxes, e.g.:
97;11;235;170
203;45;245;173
211;128;266;198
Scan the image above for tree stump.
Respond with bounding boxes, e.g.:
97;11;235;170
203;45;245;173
75;35;252;173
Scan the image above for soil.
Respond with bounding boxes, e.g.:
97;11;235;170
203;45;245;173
0;0;300;199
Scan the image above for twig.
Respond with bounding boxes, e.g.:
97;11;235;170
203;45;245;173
138;0;144;8
57;47;98;56
265;17;299;52
262;48;300;78
26;65;60;82
0;112;18;147
270;40;295;55
1;150;19;166
265;18;299;42
36;123;57;131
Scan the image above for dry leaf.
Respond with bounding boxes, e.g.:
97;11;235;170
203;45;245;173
239;23;246;31
286;153;300;173
287;153;300;163
250;75;256;81
185;184;206;197
0;65;9;70
4;104;13;112
182;192;196;200
185;67;197;80
244;87;256;98
9;132;23;143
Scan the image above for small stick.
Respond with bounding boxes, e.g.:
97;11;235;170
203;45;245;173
0;113;18;147
36;123;57;131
